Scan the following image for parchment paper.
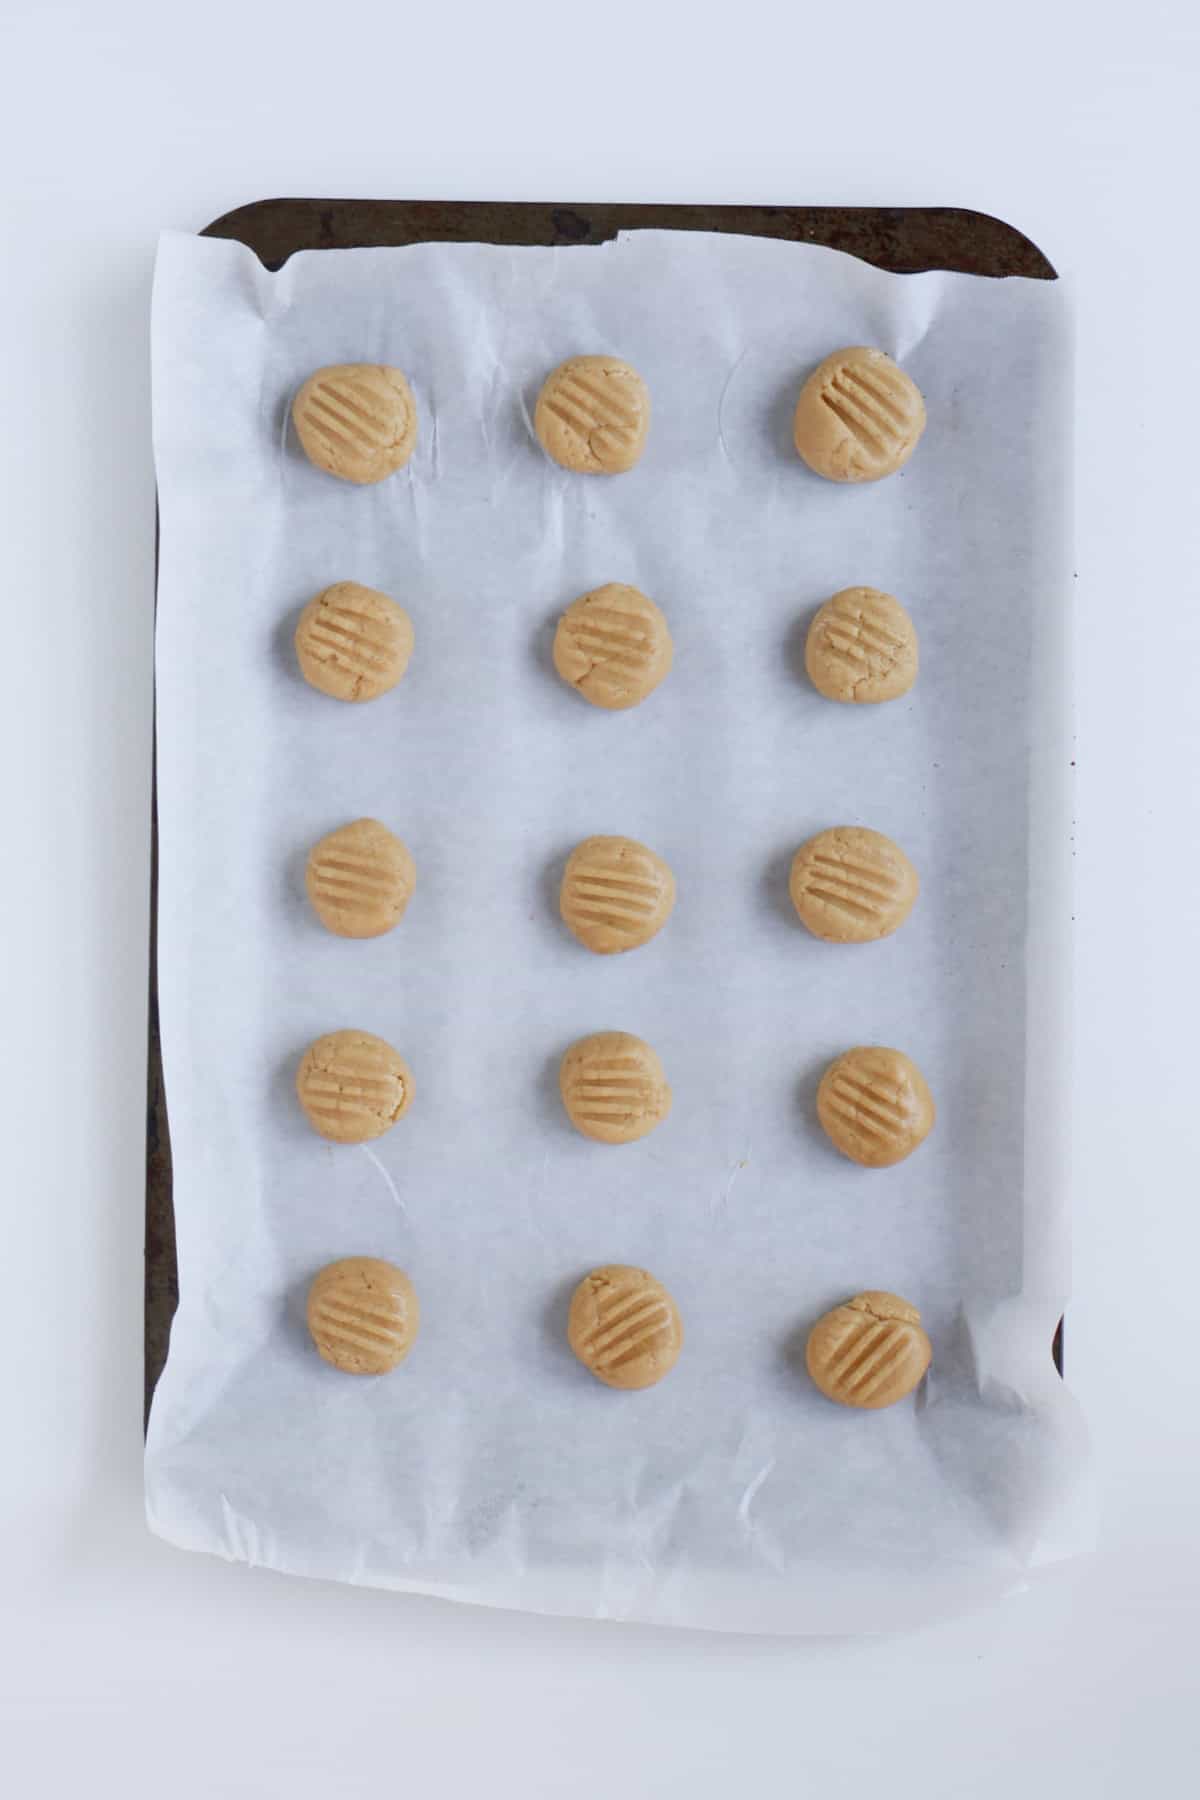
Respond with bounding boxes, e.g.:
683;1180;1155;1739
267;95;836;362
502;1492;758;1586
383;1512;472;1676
146;227;1088;1633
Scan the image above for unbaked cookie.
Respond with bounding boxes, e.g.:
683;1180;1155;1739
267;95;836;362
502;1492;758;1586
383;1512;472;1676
306;1257;420;1375
817;1046;934;1167
560;836;675;954
305;818;416;939
292;363;417;484
552;584;673;710
296;1029;413;1143
534;356;650;474
789;826;918;943
805;1291;931;1409
567;1265;683;1389
559;1031;671;1145
793;347;926;483
295;581;413;703
806;587;918;704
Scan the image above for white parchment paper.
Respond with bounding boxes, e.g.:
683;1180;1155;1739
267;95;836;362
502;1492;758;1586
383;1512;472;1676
146;227;1088;1633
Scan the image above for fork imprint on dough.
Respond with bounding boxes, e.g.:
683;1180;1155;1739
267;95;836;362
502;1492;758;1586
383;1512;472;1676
551;583;673;710
306;1257;420;1375
534;355;650;473
805;1292;931;1409
560;835;675;953
788;826;918;942
296;1029;413;1143
567;1265;683;1389
292;363;417;483
805;586;918;703
816;1046;934;1167
793;347;926;483
559;1031;671;1144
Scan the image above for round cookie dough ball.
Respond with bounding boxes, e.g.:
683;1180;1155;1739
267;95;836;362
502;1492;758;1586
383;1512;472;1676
567;1265;683;1390
292;363;418;484
296;1029;413;1143
535;355;650;474
552;583;673;711
305;818;416;939
817;1046;935;1167
294;581;414;703
560;835;675;955
793;347;926;483
805;1291;931;1410
559;1031;671;1145
306;1256;420;1375
806;587;918;704
789;826;918;943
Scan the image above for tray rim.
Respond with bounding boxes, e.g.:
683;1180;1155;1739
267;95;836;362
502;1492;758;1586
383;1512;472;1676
199;197;1057;281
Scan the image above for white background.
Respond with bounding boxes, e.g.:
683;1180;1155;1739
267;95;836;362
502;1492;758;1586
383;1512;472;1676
2;0;1197;1791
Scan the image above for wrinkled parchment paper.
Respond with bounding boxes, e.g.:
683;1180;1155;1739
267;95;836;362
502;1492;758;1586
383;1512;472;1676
146;228;1088;1632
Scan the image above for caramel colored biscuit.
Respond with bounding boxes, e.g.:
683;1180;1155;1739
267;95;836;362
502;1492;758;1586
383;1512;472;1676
567;1265;683;1389
805;1291;931;1409
552;584;673;710
535;355;650;474
817;1046;935;1167
789;826;918;943
559;1031;671;1145
560;836;675;955
793;347;926;483
306;1256;420;1375
292;363;417;484
295;581;413;703
296;1029;413;1143
305;818;416;939
806;587;918;704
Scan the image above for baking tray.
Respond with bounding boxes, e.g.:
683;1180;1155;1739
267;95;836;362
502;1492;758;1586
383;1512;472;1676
145;198;1061;1427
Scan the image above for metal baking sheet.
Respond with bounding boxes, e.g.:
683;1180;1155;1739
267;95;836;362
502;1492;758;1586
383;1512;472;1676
145;204;1082;1633
146;199;1060;1416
